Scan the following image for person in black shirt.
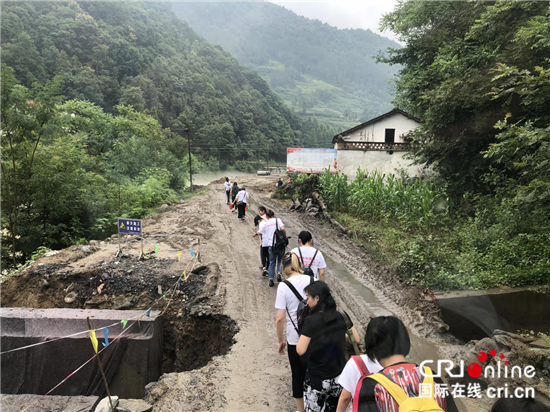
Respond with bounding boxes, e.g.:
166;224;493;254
230;182;239;207
297;281;360;412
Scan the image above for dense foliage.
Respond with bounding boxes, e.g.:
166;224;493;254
283;2;550;290
331;1;550;290
310;162;548;290
380;1;549;200
1;1;331;168
170;2;400;129
1;65;189;268
0;1;339;268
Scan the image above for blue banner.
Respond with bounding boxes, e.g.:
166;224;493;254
118;218;142;236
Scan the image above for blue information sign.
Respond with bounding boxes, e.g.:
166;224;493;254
118;218;142;236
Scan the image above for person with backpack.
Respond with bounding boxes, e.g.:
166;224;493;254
296;281;360;412
336;332;382;412
355;316;458;412
258;209;287;286
233;186;249;222
223;177;232;204
291;231;327;281
275;252;314;412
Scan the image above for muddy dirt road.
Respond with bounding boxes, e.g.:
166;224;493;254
143;175;483;412
2;174;485;411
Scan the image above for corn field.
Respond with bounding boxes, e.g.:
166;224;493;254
319;168;447;229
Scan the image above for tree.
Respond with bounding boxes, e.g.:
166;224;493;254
1;65;63;265
379;1;550;199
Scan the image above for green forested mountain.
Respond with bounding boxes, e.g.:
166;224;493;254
1;1;334;164
0;1;336;268
169;2;400;129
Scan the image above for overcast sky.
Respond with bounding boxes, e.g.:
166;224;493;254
270;0;400;42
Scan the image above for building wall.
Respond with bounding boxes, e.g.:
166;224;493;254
336;150;423;178
342;112;419;142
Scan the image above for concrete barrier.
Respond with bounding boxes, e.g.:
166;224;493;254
0;308;162;398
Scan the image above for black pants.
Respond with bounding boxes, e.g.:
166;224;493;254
288;344;307;399
237;202;246;219
261;246;270;270
225;190;230;203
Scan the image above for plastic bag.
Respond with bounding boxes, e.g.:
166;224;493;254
229;203;234;210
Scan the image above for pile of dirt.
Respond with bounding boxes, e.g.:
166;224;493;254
1;256;238;373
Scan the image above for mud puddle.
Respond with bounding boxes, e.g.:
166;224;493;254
324;255;443;364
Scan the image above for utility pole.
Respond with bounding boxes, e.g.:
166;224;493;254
185;128;193;193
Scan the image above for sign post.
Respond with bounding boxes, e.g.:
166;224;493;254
198;238;201;263
117;218;143;257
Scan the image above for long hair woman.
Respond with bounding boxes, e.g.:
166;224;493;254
275;252;313;412
296;281;360;412
253;206;269;276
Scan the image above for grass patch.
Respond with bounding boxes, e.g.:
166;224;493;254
333;212;402;267
330;210;550;291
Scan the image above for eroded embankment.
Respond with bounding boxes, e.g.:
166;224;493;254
1;255;238;374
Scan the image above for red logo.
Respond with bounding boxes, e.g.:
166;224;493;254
467;350;507;378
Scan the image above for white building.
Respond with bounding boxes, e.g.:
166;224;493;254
333;108;423;177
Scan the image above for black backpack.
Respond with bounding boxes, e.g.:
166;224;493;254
284;277;314;334
298;247;318;278
272;219;289;250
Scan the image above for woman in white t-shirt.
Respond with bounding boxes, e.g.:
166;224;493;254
232;186;249;221
275;252;312;412
290;230;327;281
223;177;232;204
336;336;382;412
252;206;269;276
258;209;286;287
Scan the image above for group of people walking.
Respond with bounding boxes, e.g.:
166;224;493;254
273;249;459;412
223;177;547;412
225;177;249;222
